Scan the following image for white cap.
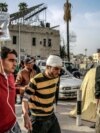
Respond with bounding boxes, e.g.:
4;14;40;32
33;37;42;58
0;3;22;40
46;55;62;67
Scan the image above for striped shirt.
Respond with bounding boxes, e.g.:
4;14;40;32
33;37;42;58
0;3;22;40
24;72;59;116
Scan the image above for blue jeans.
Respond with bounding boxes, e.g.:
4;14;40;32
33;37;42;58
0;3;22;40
30;113;61;133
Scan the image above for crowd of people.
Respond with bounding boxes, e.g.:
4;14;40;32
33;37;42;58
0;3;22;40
0;46;62;133
0;46;100;133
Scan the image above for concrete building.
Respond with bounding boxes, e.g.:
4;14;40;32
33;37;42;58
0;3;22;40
0;3;60;61
2;24;60;60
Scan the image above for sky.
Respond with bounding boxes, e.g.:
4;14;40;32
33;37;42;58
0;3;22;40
1;0;100;56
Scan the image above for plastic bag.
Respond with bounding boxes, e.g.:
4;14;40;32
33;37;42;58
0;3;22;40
0;11;10;41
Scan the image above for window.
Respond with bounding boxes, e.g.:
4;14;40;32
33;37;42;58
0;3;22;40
13;36;17;44
40;41;42;45
32;37;36;46
43;39;46;46
48;39;52;47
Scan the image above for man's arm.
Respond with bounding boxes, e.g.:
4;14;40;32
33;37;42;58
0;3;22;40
22;89;33;130
22;99;32;131
15;71;27;94
15;71;23;88
22;79;36;130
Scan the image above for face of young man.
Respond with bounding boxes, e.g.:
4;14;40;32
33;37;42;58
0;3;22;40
48;66;61;78
2;53;17;74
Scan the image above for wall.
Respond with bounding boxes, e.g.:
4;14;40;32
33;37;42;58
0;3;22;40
3;24;60;60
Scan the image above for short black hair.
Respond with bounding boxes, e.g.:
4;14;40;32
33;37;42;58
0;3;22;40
24;57;34;64
1;47;17;59
31;56;36;62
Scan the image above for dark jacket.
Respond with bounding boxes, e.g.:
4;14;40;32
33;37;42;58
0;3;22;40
95;65;100;99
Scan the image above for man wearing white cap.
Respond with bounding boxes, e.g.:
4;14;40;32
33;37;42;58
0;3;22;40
22;55;62;133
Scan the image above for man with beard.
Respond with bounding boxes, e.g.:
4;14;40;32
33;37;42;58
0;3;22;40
22;55;62;133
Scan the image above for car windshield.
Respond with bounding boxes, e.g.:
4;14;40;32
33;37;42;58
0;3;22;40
64;62;75;69
61;68;73;77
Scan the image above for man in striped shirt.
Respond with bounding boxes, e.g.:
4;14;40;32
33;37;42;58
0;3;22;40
22;55;62;133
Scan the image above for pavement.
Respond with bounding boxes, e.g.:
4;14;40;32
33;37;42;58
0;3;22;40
16;101;95;133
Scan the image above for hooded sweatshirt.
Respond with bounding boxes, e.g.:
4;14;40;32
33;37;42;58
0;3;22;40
0;71;16;133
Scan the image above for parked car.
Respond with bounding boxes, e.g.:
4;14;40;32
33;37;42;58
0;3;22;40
59;69;82;99
36;59;46;71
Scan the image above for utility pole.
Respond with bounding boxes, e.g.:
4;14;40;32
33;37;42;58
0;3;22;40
18;22;21;64
63;0;72;62
67;18;70;61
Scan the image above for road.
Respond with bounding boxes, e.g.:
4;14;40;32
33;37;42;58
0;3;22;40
16;99;95;133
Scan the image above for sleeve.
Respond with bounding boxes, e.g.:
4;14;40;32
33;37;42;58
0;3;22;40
95;66;100;99
23;78;37;101
15;71;28;93
15;71;23;86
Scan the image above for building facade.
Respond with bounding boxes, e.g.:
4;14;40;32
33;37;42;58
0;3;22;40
2;24;60;60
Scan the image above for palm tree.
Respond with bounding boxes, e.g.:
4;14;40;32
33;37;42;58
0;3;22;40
18;2;28;24
18;2;28;12
63;0;72;62
0;2;8;12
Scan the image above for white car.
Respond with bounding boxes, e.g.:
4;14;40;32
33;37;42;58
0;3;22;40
36;59;46;71
59;70;82;99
